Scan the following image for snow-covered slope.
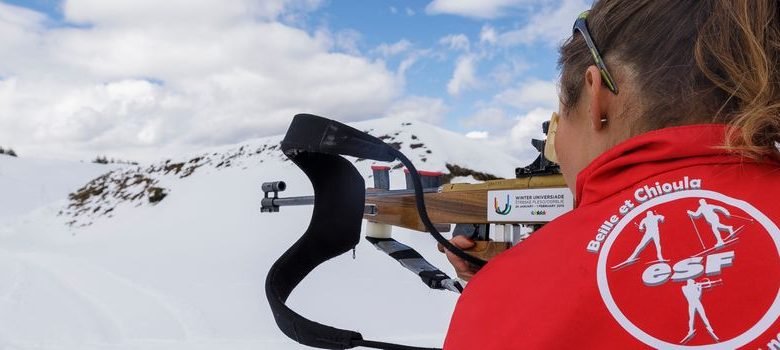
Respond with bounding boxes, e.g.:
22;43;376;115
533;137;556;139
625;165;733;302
0;156;119;225
0;117;528;350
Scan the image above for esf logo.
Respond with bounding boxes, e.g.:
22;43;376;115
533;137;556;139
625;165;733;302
530;210;547;216
494;194;511;215
641;251;734;287
596;190;780;349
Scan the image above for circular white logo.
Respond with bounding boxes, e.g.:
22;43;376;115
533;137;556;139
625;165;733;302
597;190;780;349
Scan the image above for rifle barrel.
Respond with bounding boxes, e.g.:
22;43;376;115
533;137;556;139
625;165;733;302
268;196;315;207
263;188;440;210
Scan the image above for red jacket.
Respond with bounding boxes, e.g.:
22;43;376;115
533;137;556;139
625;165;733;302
445;125;780;349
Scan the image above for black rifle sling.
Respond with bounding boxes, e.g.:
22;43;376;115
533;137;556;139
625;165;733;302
265;150;366;348
265;114;484;349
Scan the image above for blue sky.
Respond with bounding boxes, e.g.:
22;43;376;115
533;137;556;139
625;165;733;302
0;0;590;161
310;0;567;131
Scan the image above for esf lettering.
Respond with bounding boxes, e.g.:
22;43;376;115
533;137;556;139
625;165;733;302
642;251;734;286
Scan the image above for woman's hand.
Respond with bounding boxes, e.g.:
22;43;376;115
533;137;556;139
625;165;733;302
438;235;481;281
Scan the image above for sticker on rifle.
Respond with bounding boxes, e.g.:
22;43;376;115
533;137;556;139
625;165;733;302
487;188;574;222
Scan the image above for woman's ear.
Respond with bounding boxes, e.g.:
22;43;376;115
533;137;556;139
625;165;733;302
585;65;609;131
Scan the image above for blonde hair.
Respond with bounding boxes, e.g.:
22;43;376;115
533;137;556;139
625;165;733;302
696;0;780;159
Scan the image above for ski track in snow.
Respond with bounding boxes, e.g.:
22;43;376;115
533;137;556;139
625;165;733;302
0;252;124;343
0;251;212;342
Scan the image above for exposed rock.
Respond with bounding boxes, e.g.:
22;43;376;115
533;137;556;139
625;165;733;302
442;163;501;183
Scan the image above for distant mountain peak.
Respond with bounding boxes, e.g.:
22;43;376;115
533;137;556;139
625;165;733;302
60;118;521;228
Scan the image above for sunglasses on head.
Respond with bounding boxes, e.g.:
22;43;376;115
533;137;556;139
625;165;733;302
544;11;620;163
573;10;619;95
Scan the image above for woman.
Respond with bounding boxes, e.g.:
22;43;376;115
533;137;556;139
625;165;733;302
443;0;780;348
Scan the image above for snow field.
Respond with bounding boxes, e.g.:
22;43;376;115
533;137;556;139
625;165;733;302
0;118;523;349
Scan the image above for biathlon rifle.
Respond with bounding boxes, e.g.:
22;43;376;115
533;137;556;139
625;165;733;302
264;114;574;350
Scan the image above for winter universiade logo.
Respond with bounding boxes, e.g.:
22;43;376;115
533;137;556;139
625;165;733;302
494;194;511;215
590;177;780;349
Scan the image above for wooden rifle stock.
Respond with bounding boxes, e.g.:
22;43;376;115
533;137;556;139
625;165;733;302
262;174;569;260
364;174;568;259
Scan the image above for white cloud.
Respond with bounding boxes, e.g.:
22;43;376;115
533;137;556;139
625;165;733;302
508;107;552;145
405;7;416;16
384;96;448;124
439;34;470;51
503;107;554;160
489;58;530;86
480;25;498;45
496;0;589;47
459;107;512;130
458;107;552;162
390;6;398;14
393;48;438;87
425;0;528;19
456;80;557;162
494;79;558;110
0;1;401;161
397;55;419;78
447;55;479;96
465;131;489;139
425;0;589;47
63;0;324;25
330;29;363;55
0;2;45;27
375;39;412;57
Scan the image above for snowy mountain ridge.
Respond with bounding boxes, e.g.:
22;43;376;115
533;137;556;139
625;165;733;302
60;117;523;228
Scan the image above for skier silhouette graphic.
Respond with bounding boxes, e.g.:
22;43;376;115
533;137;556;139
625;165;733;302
615;211;666;269
688;199;735;248
681;279;720;343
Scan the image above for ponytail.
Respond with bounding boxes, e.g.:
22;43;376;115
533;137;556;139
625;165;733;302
695;0;780;160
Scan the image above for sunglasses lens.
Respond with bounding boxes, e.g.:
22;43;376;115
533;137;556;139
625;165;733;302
544;112;559;163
